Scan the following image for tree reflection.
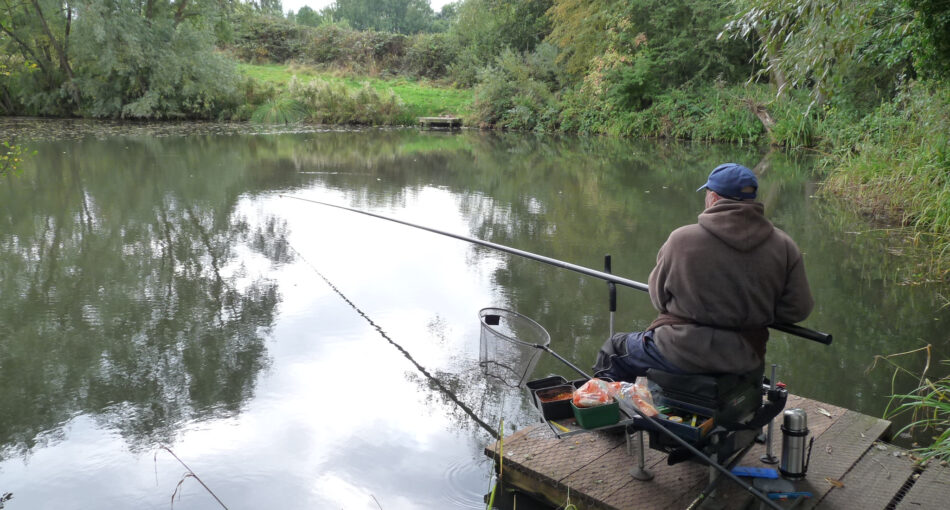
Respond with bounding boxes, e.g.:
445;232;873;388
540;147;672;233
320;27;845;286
0;133;293;453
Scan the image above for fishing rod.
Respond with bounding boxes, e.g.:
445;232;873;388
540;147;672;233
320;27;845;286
285;195;788;509
280;195;832;345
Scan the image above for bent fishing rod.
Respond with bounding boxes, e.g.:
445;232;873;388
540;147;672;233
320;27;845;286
280;195;832;345
284;194;789;509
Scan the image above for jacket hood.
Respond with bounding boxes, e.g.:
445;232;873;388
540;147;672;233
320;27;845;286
697;200;774;251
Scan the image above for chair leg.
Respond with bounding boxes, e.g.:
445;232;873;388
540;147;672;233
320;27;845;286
628;430;654;481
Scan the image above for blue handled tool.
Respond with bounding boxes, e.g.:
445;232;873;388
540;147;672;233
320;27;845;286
732;466;779;479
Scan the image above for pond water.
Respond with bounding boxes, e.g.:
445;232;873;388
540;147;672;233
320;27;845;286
1;120;948;509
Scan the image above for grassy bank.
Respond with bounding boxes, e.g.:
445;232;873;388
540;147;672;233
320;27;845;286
239;63;473;124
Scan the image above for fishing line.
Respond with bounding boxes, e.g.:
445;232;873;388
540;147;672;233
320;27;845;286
285;242;501;440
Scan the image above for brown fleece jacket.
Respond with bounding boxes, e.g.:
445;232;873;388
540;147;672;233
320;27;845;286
647;199;814;374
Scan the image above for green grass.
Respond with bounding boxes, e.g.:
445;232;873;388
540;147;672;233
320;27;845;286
238;63;473;118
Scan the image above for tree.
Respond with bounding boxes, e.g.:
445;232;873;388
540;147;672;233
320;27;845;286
547;0;752;108
904;0;950;79
329;0;436;34
295;5;323;26
0;0;80;113
257;0;284;17
0;0;242;118
447;0;553;84
721;0;921;103
69;0;241;118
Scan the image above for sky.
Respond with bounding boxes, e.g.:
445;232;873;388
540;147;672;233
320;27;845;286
283;0;456;14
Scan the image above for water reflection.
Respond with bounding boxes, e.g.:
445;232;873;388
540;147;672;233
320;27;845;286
0;121;947;509
0;134;288;454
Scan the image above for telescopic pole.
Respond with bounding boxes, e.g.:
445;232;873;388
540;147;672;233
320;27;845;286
282;195;832;345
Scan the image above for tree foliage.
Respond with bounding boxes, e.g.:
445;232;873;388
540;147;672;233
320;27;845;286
0;0;242;118
721;0;924;103
328;0;437;34
0;0;80;114
448;0;553;85
70;0;241;118
294;6;324;27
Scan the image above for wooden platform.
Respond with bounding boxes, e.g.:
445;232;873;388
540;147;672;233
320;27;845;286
485;394;950;509
418;116;462;129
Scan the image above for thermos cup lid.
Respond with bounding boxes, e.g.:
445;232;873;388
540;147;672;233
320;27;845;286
783;408;808;430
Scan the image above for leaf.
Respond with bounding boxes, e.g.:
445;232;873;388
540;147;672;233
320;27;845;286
825;477;845;488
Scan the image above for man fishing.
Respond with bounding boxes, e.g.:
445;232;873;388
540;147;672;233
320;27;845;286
593;163;814;380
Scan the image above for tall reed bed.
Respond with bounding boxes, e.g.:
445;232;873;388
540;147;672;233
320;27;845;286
251;76;411;126
821;82;950;280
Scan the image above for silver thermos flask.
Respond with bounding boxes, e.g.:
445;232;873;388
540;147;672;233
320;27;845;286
780;408;813;479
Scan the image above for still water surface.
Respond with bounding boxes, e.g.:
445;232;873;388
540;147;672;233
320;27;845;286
1;121;948;509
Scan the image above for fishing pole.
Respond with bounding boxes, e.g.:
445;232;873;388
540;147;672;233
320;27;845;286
280;195;832;345
282;195;798;509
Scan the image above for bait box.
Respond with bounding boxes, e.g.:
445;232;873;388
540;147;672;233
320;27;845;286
571;400;620;429
533;384;576;420
526;376;569;393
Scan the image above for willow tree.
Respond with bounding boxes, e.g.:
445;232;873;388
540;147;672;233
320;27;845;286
721;0;922;104
70;0;242;118
0;0;80;113
0;0;241;118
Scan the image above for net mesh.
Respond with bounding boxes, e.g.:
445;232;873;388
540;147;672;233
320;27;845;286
478;307;550;388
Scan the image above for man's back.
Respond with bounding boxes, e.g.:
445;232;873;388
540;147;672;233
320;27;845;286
648;199;813;374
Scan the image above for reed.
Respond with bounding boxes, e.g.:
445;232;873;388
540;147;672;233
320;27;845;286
890;372;950;462
868;346;950;462
286;77;410;125
250;97;308;124
821;82;950;280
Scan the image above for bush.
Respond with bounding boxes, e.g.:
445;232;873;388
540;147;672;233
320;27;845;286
403;33;458;79
284;76;409;125
471;44;562;131
231;15;310;63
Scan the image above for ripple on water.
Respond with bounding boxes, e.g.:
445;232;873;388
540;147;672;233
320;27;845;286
442;456;493;509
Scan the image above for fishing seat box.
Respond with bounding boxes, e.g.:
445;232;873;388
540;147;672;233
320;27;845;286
633;366;784;465
646;366;764;427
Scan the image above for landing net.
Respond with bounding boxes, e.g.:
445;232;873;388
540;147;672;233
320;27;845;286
478;307;550;388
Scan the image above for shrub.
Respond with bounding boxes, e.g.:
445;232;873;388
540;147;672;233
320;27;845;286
403;33;458;79
471;45;562;131
231;15;310;63
285;76;408;125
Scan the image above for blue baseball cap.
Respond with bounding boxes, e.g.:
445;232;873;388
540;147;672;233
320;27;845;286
696;163;758;200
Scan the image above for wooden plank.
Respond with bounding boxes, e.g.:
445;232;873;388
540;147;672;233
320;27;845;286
820;444;917;509
801;410;892;509
598;451;710;510
665;398;889;509
486;423;626;490
690;396;854;508
485;395;893;510
896;461;950;509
